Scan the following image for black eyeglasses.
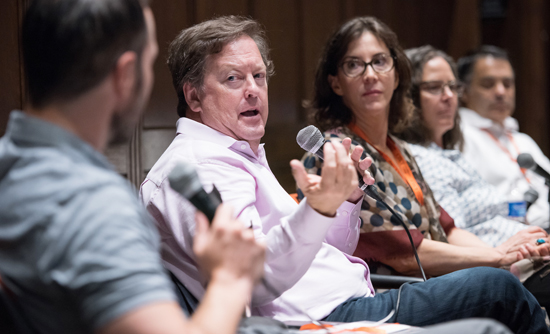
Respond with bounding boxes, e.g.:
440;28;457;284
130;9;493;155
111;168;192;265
339;53;395;78
418;80;464;96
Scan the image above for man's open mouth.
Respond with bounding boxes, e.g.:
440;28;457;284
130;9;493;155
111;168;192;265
241;109;259;117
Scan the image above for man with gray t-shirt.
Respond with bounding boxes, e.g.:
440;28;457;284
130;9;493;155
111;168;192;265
0;1;265;334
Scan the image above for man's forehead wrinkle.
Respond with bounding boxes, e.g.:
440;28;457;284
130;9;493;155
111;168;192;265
210;54;266;73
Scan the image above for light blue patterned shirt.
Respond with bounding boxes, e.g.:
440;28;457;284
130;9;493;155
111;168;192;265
409;142;528;247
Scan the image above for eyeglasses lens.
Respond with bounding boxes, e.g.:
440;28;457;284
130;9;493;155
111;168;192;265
342;54;394;77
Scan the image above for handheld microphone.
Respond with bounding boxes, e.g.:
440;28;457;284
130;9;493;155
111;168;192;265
168;161;222;223
296;125;427;281
296;125;380;198
517;153;550;181
523;188;539;210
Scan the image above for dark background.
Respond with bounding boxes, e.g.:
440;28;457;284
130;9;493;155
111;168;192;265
1;0;548;192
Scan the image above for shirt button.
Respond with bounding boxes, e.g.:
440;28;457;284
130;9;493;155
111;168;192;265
348;243;352;247
240;144;247;150
352;211;358;216
341;211;348;216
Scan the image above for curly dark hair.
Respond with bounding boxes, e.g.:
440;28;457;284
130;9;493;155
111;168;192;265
398;45;464;150
167;16;275;117
309;16;413;134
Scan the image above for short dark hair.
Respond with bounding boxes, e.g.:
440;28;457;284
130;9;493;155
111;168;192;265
457;45;511;85
398;45;464;150
23;0;149;108
167;16;275;118
309;16;413;134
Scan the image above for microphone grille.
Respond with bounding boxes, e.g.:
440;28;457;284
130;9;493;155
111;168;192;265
168;161;203;199
517;153;535;169
296;125;325;153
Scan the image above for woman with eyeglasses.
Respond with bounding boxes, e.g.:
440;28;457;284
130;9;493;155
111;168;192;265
301;17;549;282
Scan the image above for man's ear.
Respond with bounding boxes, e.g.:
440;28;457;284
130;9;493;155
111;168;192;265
112;51;138;104
183;82;202;112
328;75;343;96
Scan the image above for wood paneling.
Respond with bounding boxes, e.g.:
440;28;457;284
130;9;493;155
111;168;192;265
195;0;249;22
513;0;548;153
301;0;343;104
0;0;24;135
2;0;550;191
448;0;480;60
143;0;194;129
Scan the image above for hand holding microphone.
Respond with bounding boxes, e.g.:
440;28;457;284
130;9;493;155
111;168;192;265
296;125;376;202
168;161;265;285
290;137;371;217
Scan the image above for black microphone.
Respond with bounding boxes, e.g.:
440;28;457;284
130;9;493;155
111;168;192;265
517;153;550;181
296;125;379;198
524;188;539;210
168;161;222;223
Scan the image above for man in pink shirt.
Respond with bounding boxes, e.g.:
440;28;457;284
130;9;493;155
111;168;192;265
140;16;548;333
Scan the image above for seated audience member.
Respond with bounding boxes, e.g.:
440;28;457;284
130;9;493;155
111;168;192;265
399;45;550;311
458;46;550;229
301;16;550;313
399;45;532;247
141;15;549;332
0;1;265;333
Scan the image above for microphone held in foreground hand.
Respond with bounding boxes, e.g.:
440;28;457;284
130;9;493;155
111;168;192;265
517;153;550;182
168;161;222;223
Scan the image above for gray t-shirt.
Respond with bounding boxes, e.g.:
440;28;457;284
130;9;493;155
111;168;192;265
0;111;176;333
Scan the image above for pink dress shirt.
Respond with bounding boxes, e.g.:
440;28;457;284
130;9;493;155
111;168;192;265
140;118;374;321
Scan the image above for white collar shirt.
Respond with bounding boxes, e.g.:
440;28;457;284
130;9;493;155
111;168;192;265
460;107;550;228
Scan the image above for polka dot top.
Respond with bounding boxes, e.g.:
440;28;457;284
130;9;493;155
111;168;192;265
301;126;450;273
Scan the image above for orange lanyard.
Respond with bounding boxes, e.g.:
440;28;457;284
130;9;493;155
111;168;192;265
349;123;425;206
482;129;530;182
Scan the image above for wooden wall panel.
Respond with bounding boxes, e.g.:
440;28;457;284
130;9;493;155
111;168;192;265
0;0;24;135
254;0;301;125
253;0;304;191
448;0;480;60
512;0;548;154
143;0;193;129
301;0;343;105
2;0;549;189
195;0;249;23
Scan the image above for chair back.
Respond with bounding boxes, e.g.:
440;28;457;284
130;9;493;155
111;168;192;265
169;271;199;317
0;280;37;334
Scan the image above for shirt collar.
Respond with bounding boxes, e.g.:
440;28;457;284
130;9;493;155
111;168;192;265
427;141;462;161
5;110;114;170
459;107;519;133
175;117;266;161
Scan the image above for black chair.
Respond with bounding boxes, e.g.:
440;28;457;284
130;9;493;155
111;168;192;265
168;271;199;317
370;274;424;290
0;283;37;334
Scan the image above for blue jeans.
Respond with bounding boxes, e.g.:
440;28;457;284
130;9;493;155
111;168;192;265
324;267;549;334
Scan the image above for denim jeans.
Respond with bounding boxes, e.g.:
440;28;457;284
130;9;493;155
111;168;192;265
324;267;549;334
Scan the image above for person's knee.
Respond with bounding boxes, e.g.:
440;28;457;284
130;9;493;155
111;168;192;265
461;267;523;297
